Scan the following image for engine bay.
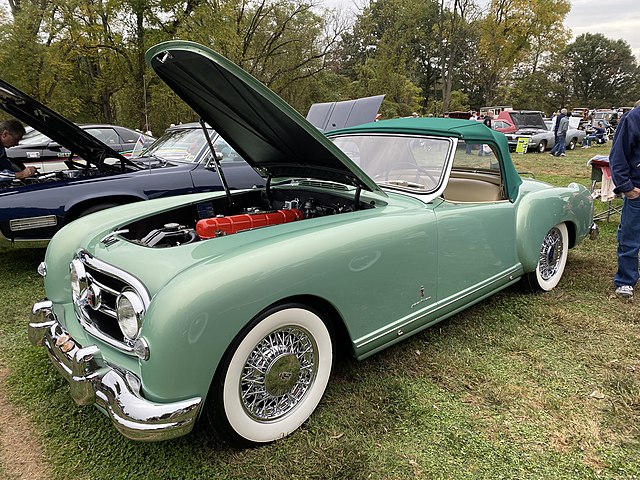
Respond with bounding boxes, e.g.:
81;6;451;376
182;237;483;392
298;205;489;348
121;187;374;248
1;167;106;188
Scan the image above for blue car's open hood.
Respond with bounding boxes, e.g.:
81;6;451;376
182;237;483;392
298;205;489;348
0;79;134;171
145;41;384;195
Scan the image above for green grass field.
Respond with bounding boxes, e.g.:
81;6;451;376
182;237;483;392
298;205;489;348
1;143;638;479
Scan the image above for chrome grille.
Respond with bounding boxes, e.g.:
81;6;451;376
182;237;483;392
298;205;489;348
74;250;150;353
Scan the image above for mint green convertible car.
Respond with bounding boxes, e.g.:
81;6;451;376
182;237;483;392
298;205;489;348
28;41;596;447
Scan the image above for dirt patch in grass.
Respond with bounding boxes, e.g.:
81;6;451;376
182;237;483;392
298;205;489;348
0;366;50;480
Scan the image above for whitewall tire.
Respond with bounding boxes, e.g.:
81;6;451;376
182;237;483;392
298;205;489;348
525;223;569;291
207;304;333;446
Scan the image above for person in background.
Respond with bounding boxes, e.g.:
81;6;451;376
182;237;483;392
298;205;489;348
465;111;478;154
550;109;569;157
478;112;492;156
0;119;37;184
482;112;492;129
582;121;606;148
609;100;640;298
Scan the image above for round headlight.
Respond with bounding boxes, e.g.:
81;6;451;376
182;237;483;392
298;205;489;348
69;259;88;302
116;290;145;340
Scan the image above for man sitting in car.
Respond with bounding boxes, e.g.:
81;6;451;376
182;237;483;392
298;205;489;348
0;119;38;183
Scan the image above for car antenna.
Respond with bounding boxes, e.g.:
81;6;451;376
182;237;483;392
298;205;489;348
200;119;234;206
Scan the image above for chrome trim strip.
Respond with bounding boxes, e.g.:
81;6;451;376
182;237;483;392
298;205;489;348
73;250;151;353
354;264;522;348
28;301;203;442
76;306;134;353
78;250;151;307
10;215;57;231
100;305;117;319
88;276;121;297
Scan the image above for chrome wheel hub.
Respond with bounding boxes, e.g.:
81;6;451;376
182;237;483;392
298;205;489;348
240;326;317;421
539;227;564;280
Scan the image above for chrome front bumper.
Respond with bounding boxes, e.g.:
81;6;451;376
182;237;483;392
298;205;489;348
28;299;203;441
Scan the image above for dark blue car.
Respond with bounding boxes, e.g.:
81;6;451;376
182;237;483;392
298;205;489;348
0;80;264;243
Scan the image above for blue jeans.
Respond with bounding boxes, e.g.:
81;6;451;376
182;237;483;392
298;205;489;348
614;196;640;287
550;133;567;155
583;134;598;147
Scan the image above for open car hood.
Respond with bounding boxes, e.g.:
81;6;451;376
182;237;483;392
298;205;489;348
0;79;133;169
306;95;384;132
509;111;547;130
146;41;383;194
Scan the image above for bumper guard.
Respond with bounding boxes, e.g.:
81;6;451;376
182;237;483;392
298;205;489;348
28;299;203;441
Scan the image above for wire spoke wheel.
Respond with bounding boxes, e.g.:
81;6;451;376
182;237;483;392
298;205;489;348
538;227;564;281
240;326;318;421
524;223;569;291
207;305;333;446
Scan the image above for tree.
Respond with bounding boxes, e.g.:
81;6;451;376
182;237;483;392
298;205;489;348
0;0;345;132
565;33;638;107
435;0;480;112
476;0;570;105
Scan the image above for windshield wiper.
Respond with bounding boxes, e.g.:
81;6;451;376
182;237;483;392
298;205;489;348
380;179;426;189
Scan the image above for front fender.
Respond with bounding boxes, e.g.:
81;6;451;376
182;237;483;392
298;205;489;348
516;182;592;272
137;239;337;402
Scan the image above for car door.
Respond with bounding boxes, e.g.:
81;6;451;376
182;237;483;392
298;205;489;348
434;141;519;304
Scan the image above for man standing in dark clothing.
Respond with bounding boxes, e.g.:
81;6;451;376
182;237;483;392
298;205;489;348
610;101;640;298
549;108;567;156
0;119;36;184
482;113;492;129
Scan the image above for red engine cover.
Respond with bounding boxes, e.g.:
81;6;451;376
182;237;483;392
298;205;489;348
196;209;304;239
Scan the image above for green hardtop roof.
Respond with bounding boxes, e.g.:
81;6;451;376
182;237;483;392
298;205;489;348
330;117;501;142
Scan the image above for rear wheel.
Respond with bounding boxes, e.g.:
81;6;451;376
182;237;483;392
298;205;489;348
206;304;333;447
523;223;569;291
568;138;577;150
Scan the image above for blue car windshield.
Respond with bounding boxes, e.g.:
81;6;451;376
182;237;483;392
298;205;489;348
140;128;210;163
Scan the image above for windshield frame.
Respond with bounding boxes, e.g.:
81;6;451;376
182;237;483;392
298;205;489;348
330;132;457;200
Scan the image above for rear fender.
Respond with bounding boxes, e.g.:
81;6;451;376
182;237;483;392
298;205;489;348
515;183;592;272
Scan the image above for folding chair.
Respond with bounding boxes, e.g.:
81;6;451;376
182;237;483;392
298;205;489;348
589;155;622;222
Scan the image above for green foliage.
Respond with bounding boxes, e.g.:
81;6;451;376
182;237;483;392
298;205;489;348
447;90;471;112
476;0;571;105
565;33;638;107
0;0;344;133
0;0;638;131
351;51;423;117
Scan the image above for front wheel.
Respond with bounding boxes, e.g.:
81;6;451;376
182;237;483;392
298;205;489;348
206;304;333;447
536;140;547;153
523;223;569;291
568;138;577;150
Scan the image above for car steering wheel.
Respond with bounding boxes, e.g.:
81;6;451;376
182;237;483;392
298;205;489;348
374;162;437;187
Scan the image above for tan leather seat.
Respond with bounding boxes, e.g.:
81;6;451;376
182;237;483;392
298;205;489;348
442;177;503;202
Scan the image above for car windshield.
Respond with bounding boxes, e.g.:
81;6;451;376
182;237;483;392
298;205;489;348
332;134;454;193
139;127;208;163
19;131;51;145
